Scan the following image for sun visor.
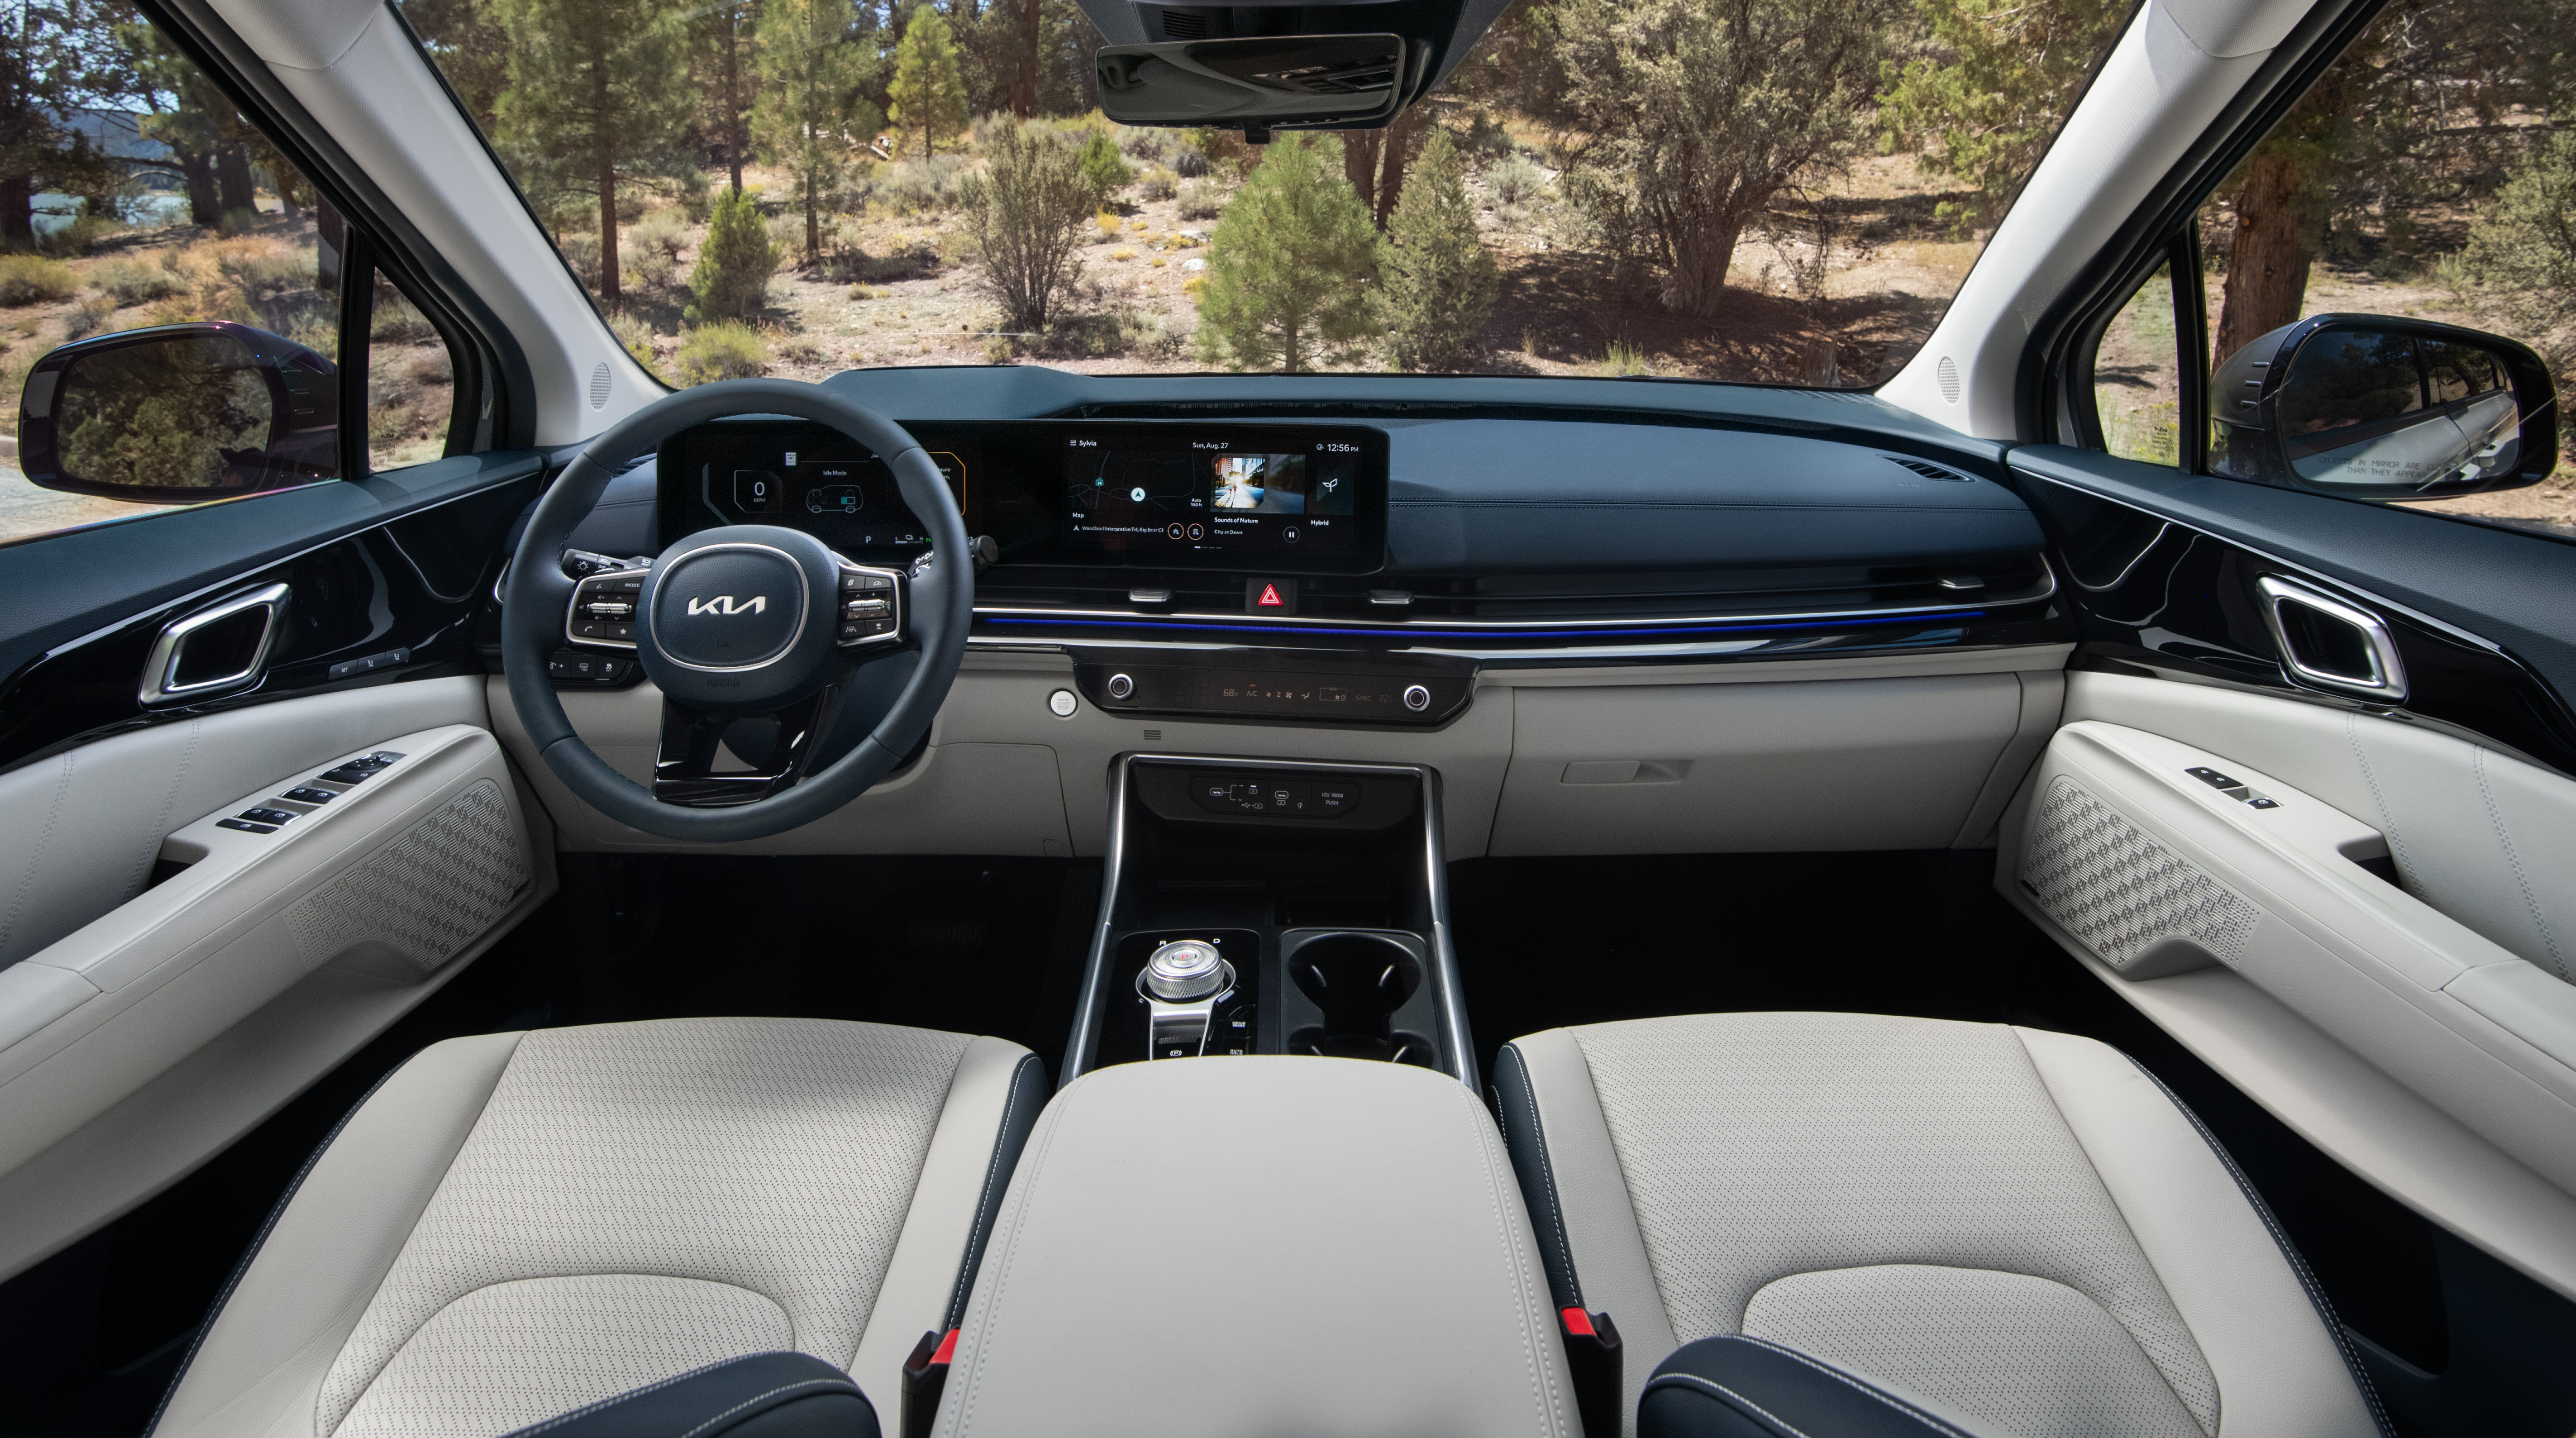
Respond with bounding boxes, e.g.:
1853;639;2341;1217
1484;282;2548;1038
1076;0;1509;133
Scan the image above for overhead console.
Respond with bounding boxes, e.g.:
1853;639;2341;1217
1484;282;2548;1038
656;417;1390;572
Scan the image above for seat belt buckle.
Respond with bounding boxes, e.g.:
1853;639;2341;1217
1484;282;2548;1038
1561;1307;1623;1437
900;1328;958;1438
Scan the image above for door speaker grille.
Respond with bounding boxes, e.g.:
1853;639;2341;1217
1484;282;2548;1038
2022;776;2258;971
289;779;531;975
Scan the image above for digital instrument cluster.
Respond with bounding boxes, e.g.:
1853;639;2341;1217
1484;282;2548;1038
658;419;1388;572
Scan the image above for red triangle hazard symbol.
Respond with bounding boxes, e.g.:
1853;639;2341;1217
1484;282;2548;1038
1257;584;1284;607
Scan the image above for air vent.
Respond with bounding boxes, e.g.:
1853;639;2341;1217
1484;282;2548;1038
1885;456;1975;483
1160;9;1209;37
588;361;611;409
1936;355;1961;404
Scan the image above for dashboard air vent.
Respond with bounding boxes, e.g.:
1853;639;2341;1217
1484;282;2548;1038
1885;456;1975;483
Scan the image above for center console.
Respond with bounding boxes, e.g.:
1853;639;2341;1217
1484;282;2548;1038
1062;753;1474;1088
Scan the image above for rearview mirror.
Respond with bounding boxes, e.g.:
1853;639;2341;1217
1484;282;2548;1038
1095;34;1415;135
2210;315;2557;500
17;321;340;503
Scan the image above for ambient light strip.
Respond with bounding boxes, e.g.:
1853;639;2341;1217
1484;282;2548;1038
979;609;1993;642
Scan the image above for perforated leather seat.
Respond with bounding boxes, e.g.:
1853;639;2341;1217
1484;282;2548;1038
149;1017;1046;1438
1494;1012;2390;1438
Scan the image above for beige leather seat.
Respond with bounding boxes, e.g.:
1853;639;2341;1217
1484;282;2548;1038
1494;1011;2391;1438
149;1016;1045;1438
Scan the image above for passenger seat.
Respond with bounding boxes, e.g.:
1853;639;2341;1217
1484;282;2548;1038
1494;1012;2388;1438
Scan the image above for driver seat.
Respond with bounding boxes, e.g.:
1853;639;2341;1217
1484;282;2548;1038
147;1017;1047;1438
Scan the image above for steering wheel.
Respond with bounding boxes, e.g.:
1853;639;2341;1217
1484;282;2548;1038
501;379;972;842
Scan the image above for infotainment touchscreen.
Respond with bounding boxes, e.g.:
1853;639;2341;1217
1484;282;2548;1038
1058;426;1377;562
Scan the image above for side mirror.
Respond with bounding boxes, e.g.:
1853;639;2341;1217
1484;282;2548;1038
2210;315;2557;499
18;321;339;502
1095;34;1416;134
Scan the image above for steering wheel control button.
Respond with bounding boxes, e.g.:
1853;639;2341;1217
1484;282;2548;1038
566;569;648;650
548;651;632;684
830;564;903;648
1048;689;1079;717
1402;684;1432;713
1105;672;1134;700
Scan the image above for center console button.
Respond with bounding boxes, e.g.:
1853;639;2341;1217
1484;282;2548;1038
1402;684;1432;713
1105;672;1134;700
1144;940;1229;1001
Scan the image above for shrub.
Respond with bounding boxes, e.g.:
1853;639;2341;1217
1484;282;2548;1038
1176;179;1228;221
217;207;262;237
1118;128;1171;161
674;168;714;224
64;292;118;340
1111;247;1136;261
373;290;440;344
871;155;968;214
0;256;78;307
1485;152;1548;208
609;311;657;371
1384;130;1500;370
1194;133;1381;372
37;214;118;257
776;329;826;364
983;334;1013;363
1598;339;1655;376
97;257;190;306
1171;146;1209;178
1078;132;1132;201
559;232;604;288
1095;210;1122;241
688;188;779;323
1138;167;1178;202
957;121;1094;332
2444;130;2576;453
630;207;692;261
675;321;770;384
410;345;455;388
625;243;678;291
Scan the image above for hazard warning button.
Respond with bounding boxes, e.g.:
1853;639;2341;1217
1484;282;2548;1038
1244;578;1298;615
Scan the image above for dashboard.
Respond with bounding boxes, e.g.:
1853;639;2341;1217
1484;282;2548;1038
658;419;1391;572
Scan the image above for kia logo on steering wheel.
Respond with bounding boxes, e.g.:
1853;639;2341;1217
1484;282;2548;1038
686;595;768;616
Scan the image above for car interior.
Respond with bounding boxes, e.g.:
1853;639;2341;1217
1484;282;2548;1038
1;0;2573;1433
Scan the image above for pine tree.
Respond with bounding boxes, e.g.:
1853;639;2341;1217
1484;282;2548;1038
688;186;778;322
491;0;695;305
1876;0;2129;235
753;0;879;263
887;5;968;161
1194;132;1382;372
1382;129;1498;370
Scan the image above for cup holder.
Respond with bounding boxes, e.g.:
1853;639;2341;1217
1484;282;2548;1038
1287;933;1431;1065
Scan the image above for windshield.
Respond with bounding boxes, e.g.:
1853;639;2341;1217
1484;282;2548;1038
402;0;2124;385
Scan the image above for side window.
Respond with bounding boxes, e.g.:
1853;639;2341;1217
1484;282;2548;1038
0;10;460;547
2091;260;2184;467
2080;3;2572;540
369;271;455;471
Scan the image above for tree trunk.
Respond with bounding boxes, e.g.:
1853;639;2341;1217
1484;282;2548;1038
2213;143;2318;368
724;18;744;193
1343;132;1381;217
215;144;256;217
1012;0;1037;118
594;30;620;305
806;171;819;261
1373;110;1417;231
0;174;31;245
1662;212;1747;319
180;152;218;226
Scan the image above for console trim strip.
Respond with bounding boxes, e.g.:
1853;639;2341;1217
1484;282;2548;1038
973;566;2052;635
1069;753;1473;1092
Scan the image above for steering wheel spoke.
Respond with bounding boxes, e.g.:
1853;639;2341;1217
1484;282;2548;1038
830;554;905;649
566;562;649;649
652;691;838;808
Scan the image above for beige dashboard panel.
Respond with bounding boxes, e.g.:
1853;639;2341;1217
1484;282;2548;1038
2002;718;2576;1300
0;723;550;1280
1488;673;2035;854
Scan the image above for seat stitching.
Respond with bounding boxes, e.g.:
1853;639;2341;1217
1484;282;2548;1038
1729;1335;1979;1437
1502;1042;1582;1308
944;1052;1041;1328
675;1379;855;1438
1456;1079;1568;1438
952;1073;1078;1438
2473;747;2565;979
2005;1028;2216;1434
1640;1374;1814;1438
2115;1054;2398;1438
